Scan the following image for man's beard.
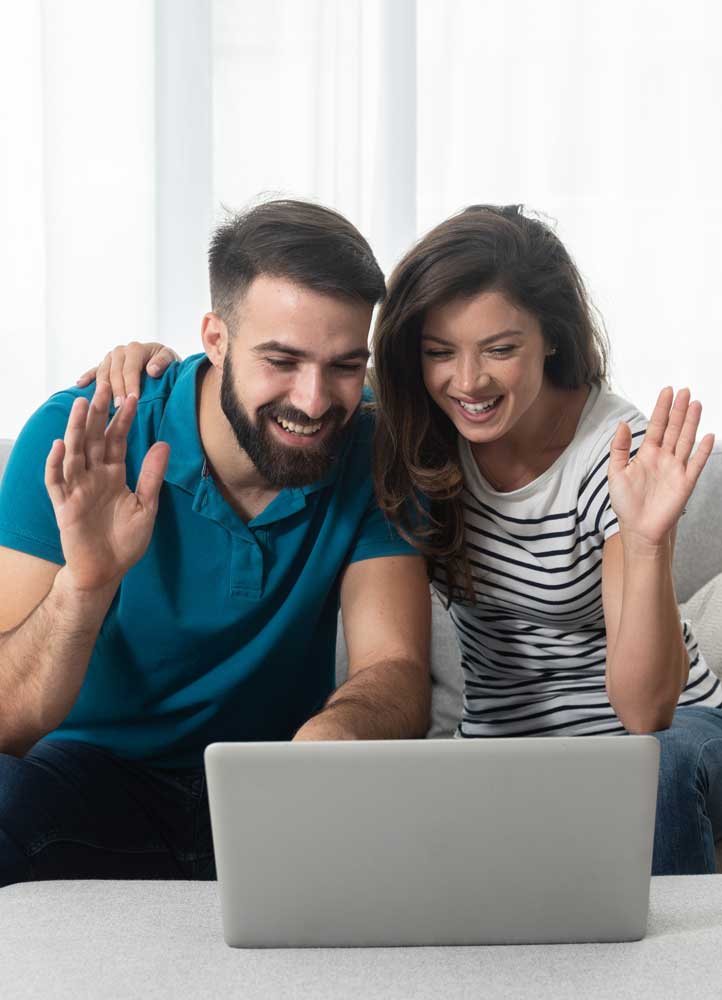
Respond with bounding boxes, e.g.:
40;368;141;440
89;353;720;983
220;353;353;487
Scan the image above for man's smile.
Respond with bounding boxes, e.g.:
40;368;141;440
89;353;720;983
274;415;323;436
267;412;333;448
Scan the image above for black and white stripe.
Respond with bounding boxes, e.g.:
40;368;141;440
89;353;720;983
436;383;722;738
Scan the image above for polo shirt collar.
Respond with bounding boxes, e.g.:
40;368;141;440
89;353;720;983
158;354;208;494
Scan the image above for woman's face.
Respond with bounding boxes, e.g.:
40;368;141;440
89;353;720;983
420;289;554;446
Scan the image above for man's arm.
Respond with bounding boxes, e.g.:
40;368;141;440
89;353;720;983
0;557;118;756
0;383;168;756
293;555;431;741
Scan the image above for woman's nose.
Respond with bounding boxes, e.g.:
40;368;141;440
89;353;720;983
456;357;491;394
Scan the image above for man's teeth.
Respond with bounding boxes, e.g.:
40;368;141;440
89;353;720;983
458;396;500;414
275;416;322;436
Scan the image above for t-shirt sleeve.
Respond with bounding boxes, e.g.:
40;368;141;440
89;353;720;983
0;394;77;565
346;494;420;566
578;405;648;542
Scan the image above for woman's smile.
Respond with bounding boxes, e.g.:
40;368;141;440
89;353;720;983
451;394;503;422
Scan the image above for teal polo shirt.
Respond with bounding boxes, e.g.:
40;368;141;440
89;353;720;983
0;355;417;767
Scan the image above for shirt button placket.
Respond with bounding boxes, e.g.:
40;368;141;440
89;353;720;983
229;533;264;600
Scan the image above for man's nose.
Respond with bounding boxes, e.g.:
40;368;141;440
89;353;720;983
289;368;331;421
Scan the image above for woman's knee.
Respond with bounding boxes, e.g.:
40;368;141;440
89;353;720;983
655;709;722;785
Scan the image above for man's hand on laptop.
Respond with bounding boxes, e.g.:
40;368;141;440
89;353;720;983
76;342;180;408
45;381;170;594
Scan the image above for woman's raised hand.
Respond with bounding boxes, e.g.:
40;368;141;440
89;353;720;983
76;342;180;406
45;381;170;593
608;387;715;550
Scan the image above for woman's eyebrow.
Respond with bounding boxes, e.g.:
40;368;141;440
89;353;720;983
421;329;527;347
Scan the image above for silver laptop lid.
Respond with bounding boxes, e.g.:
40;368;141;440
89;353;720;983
204;736;659;948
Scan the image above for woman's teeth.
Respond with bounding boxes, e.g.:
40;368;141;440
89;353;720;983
275;416;322;436
458;396;500;414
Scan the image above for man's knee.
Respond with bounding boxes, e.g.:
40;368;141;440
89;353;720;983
0;751;37;886
0;747;34;811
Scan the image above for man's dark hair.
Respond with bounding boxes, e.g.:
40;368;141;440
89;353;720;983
209;199;385;326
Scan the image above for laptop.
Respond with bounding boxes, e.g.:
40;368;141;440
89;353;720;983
204;736;659;947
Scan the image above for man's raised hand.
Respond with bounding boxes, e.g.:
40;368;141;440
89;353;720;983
44;381;170;593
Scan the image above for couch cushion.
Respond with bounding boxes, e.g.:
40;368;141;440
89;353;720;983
425;591;464;738
674;444;722;603
680;571;722;680
0;438;12;482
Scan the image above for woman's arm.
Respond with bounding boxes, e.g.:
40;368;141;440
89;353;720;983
603;530;687;732
602;388;714;733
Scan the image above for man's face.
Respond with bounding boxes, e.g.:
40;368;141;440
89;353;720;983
220;276;373;487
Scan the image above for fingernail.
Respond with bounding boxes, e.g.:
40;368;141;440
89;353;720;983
114;396;122;409
148;364;160;374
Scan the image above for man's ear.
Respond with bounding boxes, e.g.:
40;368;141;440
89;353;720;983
201;313;229;370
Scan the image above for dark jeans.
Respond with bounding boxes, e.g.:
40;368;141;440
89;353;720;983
0;739;215;887
652;705;722;875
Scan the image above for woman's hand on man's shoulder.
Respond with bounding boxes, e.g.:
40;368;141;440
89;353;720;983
75;343;181;407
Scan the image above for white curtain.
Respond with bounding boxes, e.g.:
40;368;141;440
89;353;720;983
1;0;721;439
1;0;157;439
212;0;416;278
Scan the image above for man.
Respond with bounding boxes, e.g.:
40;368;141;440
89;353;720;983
0;200;431;885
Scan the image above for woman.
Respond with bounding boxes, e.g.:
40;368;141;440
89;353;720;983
369;204;720;875
81;205;721;875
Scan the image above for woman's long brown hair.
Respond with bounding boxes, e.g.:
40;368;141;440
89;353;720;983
368;204;609;603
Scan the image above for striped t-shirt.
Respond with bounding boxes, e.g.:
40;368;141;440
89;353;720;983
434;381;722;738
